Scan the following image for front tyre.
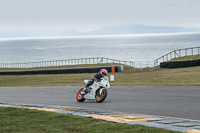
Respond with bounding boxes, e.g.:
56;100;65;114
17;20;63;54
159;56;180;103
76;88;85;102
95;89;107;103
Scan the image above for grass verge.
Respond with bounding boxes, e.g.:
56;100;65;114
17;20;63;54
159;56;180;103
0;107;178;133
169;54;200;62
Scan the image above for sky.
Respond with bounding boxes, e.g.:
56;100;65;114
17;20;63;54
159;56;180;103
0;0;200;32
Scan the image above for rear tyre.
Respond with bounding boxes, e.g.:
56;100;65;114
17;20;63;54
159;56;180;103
76;88;85;102
95;89;107;103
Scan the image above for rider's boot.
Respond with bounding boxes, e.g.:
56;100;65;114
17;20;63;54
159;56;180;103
81;86;89;94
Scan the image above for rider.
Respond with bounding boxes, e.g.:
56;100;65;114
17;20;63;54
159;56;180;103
82;69;108;94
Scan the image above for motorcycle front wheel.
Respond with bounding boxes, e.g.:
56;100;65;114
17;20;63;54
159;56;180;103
76;88;85;102
95;89;107;103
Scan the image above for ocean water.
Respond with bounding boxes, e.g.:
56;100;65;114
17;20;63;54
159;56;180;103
0;32;200;66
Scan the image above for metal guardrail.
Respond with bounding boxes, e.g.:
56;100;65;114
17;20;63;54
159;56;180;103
154;46;200;66
0;57;153;69
1;47;199;69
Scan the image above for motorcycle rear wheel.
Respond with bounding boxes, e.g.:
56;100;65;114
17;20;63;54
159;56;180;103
95;89;107;103
76;88;85;102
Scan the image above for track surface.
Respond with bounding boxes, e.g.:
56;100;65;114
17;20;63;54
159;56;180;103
0;86;199;120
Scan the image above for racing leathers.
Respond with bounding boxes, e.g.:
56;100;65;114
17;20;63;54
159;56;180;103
86;72;103;88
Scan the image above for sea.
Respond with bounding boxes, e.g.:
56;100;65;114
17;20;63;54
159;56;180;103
0;32;200;67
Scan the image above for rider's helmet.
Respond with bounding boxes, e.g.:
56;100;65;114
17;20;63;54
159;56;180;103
100;69;107;77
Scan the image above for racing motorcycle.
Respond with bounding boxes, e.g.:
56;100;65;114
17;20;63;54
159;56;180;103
76;76;110;103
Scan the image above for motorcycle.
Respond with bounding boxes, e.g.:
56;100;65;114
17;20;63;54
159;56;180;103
76;76;110;103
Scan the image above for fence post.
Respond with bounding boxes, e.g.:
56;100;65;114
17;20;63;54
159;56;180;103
185;49;187;56
154;60;157;67
192;48;193;55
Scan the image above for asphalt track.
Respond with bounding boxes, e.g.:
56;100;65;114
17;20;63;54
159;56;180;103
0;86;199;121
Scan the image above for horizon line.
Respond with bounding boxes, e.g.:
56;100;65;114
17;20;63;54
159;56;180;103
1;32;200;41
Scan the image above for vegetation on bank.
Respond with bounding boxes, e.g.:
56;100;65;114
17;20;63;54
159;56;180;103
168;54;200;62
0;107;178;133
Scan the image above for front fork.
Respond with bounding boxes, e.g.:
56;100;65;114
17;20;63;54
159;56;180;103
97;88;103;96
99;88;103;95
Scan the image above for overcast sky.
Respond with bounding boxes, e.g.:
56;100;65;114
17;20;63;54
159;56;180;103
0;0;200;32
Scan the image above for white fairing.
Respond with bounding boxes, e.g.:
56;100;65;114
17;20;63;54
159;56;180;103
83;76;110;100
84;80;89;85
100;76;110;89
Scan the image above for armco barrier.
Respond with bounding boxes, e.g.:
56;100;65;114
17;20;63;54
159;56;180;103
0;66;123;75
160;59;200;68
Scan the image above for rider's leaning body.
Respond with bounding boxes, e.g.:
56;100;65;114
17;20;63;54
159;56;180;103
83;69;107;94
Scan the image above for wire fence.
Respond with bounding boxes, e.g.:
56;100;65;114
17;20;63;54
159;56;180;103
154;46;200;66
0;57;153;69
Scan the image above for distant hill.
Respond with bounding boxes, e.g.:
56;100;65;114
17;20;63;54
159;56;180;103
1;24;200;38
83;24;200;35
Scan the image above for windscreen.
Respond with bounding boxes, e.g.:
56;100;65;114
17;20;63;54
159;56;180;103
102;76;109;81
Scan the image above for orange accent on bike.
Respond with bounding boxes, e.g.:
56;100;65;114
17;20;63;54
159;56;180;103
111;66;115;73
77;89;84;100
96;90;105;101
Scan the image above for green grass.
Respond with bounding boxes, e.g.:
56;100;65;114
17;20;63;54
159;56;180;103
169;54;200;61
0;107;178;133
114;66;200;86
